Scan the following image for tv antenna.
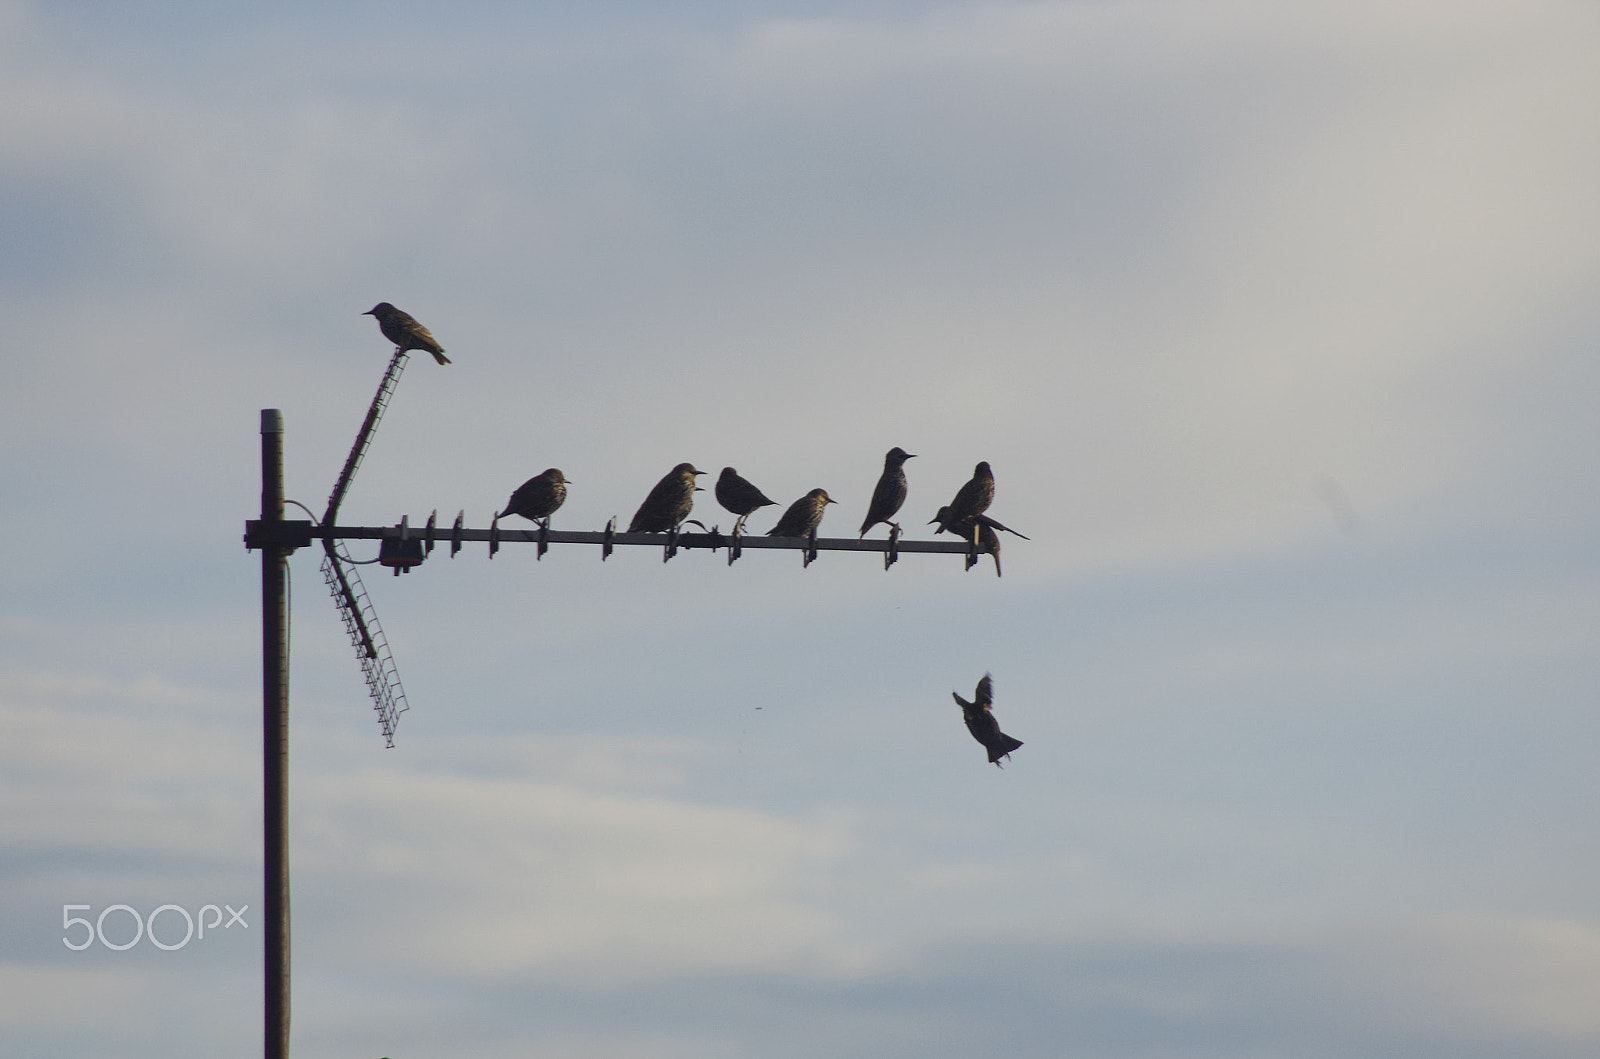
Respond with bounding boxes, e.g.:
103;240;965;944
244;336;1010;1059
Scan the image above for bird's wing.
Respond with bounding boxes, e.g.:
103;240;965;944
974;674;993;710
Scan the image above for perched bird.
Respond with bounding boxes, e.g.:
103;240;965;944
496;468;568;527
628;463;705;533
363;302;451;365
929;507;1029;540
952;673;1024;766
973;520;1003;578
937;460;995;527
858;447;916;538
767;488;836;537
715;467;779;533
929;508;1024;577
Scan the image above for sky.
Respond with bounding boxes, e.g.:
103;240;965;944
2;0;1599;1055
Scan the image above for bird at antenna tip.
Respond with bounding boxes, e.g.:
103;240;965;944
937;460;994;526
363;302;451;365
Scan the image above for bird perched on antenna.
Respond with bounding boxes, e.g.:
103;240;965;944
937;460;995;526
931;508;1028;540
363;302;451;365
496;468;568;528
930;506;1028;578
715;467;778;534
859;447;915;538
767;488;836;538
628;463;705;533
952;673;1024;766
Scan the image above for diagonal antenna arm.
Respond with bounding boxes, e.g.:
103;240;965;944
321;346;413;744
324;347;409;526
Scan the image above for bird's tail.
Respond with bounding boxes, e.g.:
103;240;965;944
987;735;1023;764
431;350;452;365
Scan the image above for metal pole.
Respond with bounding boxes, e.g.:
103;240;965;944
260;409;290;1059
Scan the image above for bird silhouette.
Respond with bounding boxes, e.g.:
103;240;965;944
929;508;1023;577
628;463;705;533
972;520;1003;577
767;488;836;537
939;460;995;525
952;673;1023;766
859;447;916;538
930;507;1029;539
496;469;568;527
715;467;779;533
363;302;451;365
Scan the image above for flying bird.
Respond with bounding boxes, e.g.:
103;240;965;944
715;467;779;533
496;468;568;527
937;460;995;527
767;488;836;537
363;302;451;365
628;463;705;533
859;447;916;538
952;673;1024;766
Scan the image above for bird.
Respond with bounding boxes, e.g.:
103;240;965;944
767;488;836;537
929;508;1023;577
363;302;451;365
936;460;995;527
972;520;1003;578
952;673;1024;766
496;468;568;527
858;447;916;538
628;463;705;533
715;467;779;533
929;507;1029;540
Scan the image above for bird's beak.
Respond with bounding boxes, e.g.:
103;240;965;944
361;309;375;316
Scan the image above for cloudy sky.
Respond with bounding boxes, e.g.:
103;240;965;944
3;1;1599;1055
